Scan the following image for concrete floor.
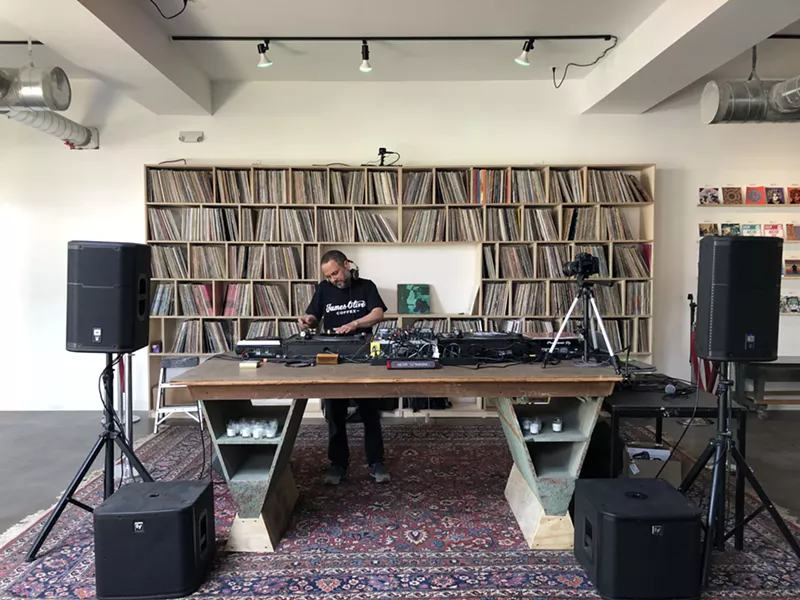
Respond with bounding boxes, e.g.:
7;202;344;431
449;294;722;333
1;410;799;537
663;411;800;522
0;411;153;536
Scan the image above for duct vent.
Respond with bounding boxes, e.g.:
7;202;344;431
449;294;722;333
0;66;71;111
702;77;800;124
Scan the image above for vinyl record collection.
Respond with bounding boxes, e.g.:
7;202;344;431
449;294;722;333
146;164;653;364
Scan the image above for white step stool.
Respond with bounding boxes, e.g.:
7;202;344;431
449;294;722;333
154;356;203;434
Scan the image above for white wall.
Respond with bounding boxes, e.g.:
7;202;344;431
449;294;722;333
2;78;799;410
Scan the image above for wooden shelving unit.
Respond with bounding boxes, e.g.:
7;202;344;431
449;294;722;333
145;163;656;416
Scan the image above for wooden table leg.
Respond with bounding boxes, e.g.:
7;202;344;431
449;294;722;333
228;466;299;552
200;398;307;553
495;396;603;550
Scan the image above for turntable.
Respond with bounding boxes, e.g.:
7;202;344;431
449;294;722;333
436;330;529;363
284;331;371;359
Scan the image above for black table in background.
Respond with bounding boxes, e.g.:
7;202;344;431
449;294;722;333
603;386;748;550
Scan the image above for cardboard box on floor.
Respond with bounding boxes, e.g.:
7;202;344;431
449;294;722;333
623;443;683;488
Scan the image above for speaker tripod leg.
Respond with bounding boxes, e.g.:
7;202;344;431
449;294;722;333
25;434;107;562
701;437;727;587
679;439;715;494
113;434;153;482
730;445;800;560
542;294;581;368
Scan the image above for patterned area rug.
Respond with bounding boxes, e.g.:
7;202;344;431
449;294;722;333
1;421;799;599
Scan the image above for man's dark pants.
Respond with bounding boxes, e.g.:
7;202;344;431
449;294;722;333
324;398;385;469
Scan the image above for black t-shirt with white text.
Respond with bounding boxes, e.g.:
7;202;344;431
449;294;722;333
305;277;387;334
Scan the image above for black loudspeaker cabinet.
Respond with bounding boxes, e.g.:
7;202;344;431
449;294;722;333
94;480;215;600
66;241;151;353
574;478;702;600
695;235;782;362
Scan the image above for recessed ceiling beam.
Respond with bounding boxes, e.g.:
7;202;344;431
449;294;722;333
580;0;800;114
1;0;212;115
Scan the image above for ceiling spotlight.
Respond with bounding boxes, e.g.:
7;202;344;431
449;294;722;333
257;40;273;68
360;39;372;73
515;39;534;66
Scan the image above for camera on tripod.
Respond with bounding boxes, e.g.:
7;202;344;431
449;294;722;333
563;252;600;278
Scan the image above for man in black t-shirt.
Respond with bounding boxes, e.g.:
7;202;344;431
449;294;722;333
298;250;390;485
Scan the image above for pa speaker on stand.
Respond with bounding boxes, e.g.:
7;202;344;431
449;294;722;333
66;240;151;353
26;241;155;562
683;235;800;587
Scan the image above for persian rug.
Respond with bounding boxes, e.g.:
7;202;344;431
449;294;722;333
1;421;799;599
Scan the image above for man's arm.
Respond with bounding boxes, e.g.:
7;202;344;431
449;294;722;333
333;281;387;334
333;307;384;334
299;284;323;330
298;314;318;330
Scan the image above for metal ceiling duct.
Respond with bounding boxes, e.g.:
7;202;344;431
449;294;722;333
701;77;800;124
769;74;800;113
5;108;96;148
0;66;72;111
0;65;98;148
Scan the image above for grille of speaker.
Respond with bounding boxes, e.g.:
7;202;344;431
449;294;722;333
66;240;151;353
695;236;782;362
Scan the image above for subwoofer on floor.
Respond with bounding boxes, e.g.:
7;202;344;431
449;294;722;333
695;235;782;362
66;240;151;353
574;478;702;600
94;480;215;600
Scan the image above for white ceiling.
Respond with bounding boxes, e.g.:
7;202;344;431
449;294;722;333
2;0;800;115
708;19;800;82
0;19;92;77
1;0;667;82
710;39;800;81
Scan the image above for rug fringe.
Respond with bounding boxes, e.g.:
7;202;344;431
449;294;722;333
0;508;50;548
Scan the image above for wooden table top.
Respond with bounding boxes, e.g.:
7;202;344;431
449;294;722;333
173;356;620;401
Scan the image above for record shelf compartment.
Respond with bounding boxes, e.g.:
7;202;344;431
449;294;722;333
146;164;656;417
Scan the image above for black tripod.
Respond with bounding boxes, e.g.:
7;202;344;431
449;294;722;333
679;361;800;587
543;275;621;373
26;353;153;562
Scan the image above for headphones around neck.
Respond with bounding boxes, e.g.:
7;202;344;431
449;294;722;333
323;257;359;285
347;258;360;282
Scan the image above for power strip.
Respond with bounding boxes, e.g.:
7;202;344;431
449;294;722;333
386;359;440;370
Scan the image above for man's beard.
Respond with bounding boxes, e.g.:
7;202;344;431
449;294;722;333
334;271;351;289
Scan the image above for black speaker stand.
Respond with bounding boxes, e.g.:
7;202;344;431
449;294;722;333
25;353;153;562
679;361;800;587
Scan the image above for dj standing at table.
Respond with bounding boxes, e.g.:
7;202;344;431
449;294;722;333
298;250;391;485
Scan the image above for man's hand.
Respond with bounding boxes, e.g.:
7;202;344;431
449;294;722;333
334;321;359;335
298;315;316;330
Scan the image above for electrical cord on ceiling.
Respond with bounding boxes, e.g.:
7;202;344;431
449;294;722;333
552;35;619;89
149;0;188;19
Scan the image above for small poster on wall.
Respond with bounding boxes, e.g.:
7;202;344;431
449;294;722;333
699;187;721;205
397;284;431;314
